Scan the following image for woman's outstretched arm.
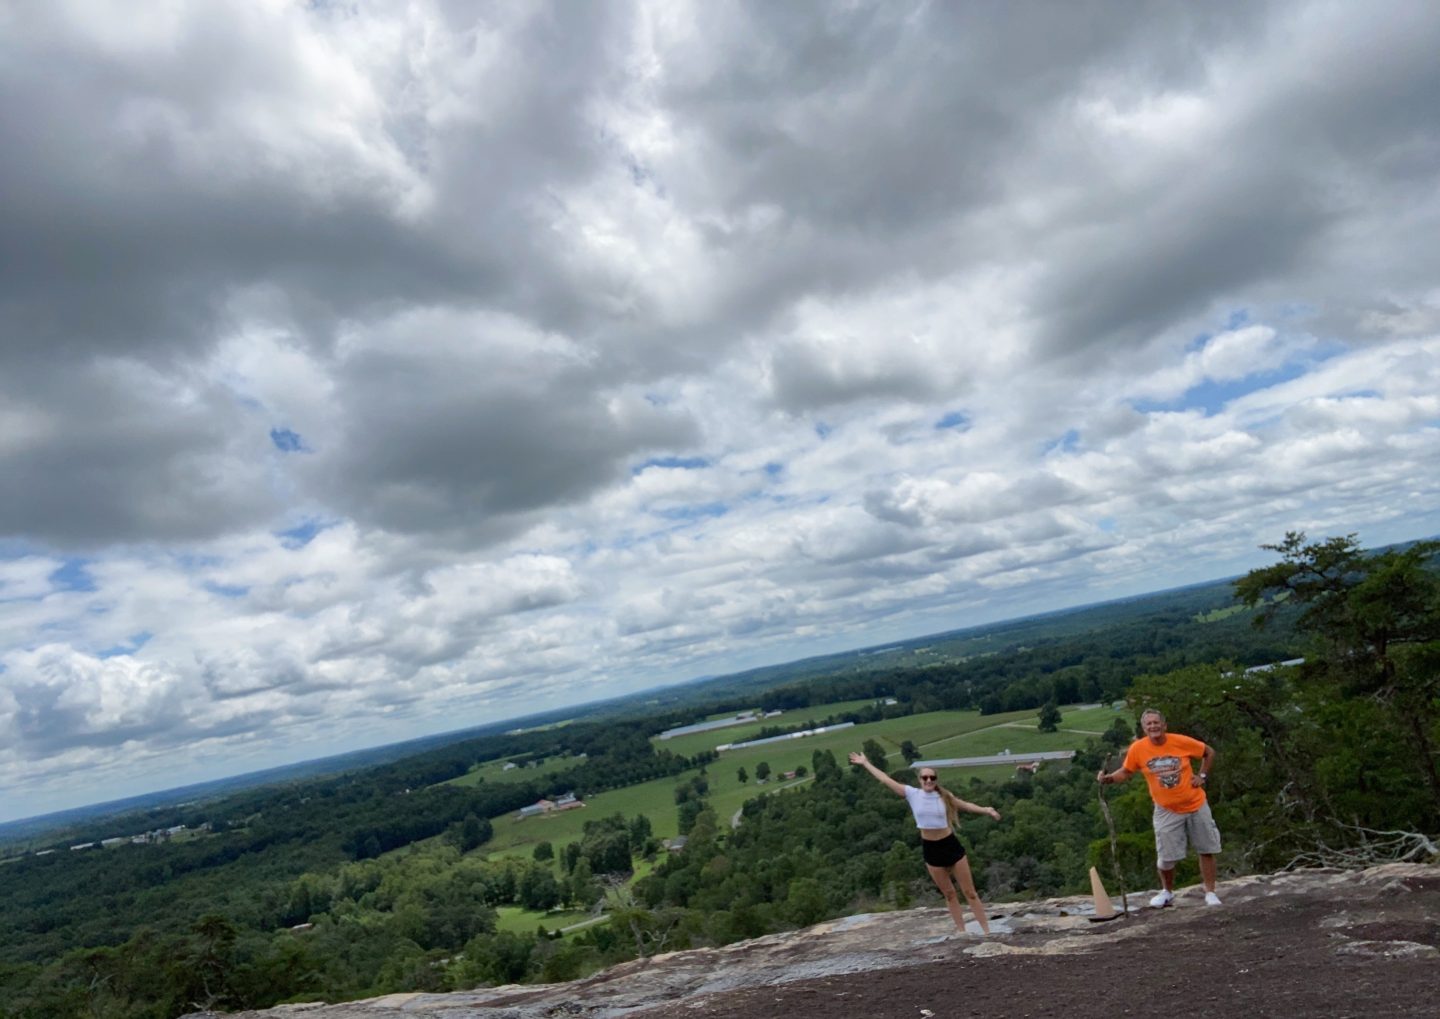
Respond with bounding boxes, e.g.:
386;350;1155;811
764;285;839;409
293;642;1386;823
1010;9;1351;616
945;792;1001;821
848;751;908;797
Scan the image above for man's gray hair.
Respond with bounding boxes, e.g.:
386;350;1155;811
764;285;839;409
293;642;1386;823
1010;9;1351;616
1140;708;1166;722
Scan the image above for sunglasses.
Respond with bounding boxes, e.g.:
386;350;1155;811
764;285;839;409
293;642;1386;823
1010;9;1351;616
919;774;937;782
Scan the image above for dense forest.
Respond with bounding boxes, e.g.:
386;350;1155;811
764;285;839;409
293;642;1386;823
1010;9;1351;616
2;535;1435;1019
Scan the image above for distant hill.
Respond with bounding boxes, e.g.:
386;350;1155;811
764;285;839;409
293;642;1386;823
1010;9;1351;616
0;714;550;844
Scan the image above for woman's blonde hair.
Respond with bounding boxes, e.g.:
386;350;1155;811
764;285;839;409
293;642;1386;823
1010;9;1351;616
935;782;962;828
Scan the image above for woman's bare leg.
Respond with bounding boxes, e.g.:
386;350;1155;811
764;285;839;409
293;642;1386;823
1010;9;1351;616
949;857;991;934
924;863;969;932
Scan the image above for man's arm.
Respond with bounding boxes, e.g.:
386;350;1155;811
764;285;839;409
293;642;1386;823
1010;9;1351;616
1191;743;1216;788
1096;765;1133;785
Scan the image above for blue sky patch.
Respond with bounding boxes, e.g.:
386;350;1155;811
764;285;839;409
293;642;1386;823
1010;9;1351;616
635;455;710;474
763;461;784;478
815;421;832;439
655;502;729;522
277;519;331;549
1134;338;1354;417
935;410;970;430
204;582;250;599
1044;429;1081;456
1134;362;1312;416
270;427;308;453
98;631;152;659
50;558;97;593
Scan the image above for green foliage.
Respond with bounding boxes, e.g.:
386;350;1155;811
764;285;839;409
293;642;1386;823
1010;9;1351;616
676;799;705;836
811;749;841;784
1086;831;1157;895
446;812;492;854
517;866;562;911
1037;700;1062;733
1101;718;1132;749
577;814;635;876
784;877;830;926
567;858;599;910
627;815;654;856
1232;532;1440;836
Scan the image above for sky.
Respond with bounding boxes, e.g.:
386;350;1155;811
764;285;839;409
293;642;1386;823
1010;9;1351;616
3;0;1440;824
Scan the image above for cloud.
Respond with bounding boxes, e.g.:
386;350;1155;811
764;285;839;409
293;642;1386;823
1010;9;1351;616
4;0;1440;821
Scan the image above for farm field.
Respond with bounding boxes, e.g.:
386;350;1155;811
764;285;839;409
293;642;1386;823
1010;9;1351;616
494;905;590;935
919;725;1091;759
443;753;581;789
483;772;695;856
1027;703;1131;733
651;698;887;758
703;705;1050;774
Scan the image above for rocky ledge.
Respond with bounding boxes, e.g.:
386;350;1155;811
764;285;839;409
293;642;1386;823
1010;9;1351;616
186;862;1438;1019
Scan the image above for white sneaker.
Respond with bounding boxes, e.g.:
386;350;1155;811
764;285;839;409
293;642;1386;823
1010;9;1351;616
1149;890;1174;908
1204;891;1222;906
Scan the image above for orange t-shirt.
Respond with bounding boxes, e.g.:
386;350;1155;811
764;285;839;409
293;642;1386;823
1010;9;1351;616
1123;733;1208;813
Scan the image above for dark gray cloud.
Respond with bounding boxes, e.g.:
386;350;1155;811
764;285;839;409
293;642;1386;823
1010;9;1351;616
304;312;701;538
0;362;276;545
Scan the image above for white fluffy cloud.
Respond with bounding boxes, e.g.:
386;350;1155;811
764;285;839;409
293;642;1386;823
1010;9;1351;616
3;0;1440;821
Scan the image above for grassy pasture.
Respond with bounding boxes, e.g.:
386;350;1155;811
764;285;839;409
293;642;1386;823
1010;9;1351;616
652;698;886;758
920;725;1090;758
1033;702;1134;733
443;754;579;789
494;905;591;934
484;772;693;856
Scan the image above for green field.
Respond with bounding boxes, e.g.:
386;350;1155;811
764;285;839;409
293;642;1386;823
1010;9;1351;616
443;753;581;789
652;698;886;758
1028;702;1133;733
920;725;1089;758
484;772;696;856
494;904;591;934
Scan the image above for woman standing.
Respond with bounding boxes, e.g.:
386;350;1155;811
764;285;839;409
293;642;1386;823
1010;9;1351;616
849;751;1001;935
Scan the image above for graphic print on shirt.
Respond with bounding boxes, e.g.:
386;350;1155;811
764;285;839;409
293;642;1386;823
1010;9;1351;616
1145;755;1183;789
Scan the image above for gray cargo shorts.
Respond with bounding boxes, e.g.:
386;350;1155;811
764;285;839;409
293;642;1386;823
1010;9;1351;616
1153;801;1222;867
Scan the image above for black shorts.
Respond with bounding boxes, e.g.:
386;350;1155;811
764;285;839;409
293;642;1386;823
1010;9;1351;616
921;833;966;868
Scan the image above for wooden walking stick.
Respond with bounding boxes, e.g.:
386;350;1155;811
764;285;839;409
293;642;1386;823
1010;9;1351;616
1096;754;1130;917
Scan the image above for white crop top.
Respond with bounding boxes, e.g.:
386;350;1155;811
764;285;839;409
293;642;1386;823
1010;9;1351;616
904;785;950;828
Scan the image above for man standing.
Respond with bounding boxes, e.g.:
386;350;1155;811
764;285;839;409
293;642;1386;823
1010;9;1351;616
1097;708;1223;907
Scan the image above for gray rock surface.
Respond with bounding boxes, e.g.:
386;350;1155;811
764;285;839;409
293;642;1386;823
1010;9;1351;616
184;862;1437;1019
